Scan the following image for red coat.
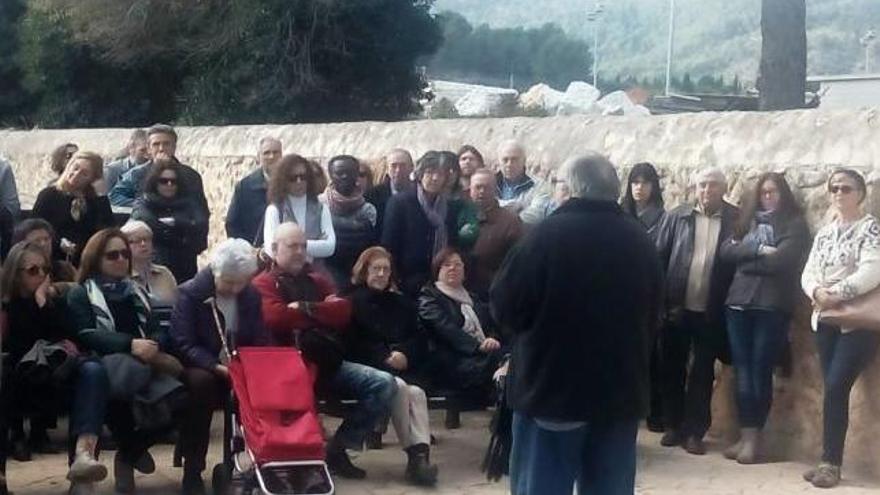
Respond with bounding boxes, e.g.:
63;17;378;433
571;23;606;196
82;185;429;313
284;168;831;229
251;267;352;346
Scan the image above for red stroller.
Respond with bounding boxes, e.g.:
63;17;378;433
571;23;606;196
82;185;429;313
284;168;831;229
212;347;334;495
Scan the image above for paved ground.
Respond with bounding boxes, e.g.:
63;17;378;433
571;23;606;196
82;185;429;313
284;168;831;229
6;410;880;494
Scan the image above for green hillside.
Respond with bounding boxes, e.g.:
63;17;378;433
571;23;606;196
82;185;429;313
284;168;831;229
433;0;880;83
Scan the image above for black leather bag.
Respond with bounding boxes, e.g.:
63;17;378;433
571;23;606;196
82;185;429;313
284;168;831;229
296;328;344;376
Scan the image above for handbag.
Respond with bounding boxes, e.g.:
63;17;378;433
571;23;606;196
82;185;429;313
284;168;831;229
295;328;344;376
819;286;880;331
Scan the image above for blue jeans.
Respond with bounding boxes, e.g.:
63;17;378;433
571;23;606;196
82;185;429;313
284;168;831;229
70;359;110;438
815;324;880;465
725;308;789;428
510;412;638;495
328;361;396;450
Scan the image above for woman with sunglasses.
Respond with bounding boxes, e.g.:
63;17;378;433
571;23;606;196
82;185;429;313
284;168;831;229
720;172;810;464
131;159;208;283
33;151;114;266
65;229;169;494
0;242;72;489
262;154;336;261
801;169;880;488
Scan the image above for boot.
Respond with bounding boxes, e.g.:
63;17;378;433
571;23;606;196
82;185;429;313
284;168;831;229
67;434;108;483
28;427;59;454
10;435;31;462
811;463;841;489
326;444;366;480
404;444;438;486
114;452;135;494
181;468;206;495
0;472;7;495
736;428;760;464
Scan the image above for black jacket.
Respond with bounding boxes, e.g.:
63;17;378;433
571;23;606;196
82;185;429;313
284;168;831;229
3;296;70;363
491;198;663;422
226;168;269;245
345;285;428;379
720;214;811;313
417;284;500;391
365;180;392;234
32;188;114;265
381;190;461;296
132;193;208;283
655;202;739;326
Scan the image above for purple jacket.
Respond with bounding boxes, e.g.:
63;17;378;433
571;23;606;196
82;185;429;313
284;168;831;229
171;268;270;370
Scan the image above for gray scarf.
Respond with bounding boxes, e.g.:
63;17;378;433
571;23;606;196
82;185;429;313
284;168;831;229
417;186;449;256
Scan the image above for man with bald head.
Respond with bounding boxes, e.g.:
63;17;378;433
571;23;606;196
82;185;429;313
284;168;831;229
495;140;539;217
226;136;283;245
655;167;739;455
366;148;415;232
252;222;396;480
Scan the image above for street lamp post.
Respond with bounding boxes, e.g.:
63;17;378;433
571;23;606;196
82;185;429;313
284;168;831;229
665;0;676;96
861;29;876;73
587;3;605;88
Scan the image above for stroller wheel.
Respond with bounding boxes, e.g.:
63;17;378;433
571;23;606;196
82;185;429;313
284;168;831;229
211;463;231;495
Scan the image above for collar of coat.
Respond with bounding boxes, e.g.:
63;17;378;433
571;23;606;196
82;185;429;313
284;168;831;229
495;171;534;194
552;197;622;216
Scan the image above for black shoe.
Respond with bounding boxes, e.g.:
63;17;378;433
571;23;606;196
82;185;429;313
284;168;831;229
683;436;707;455
114;452;135;494
28;430;59;455
405;444;438;486
133;451;155;474
326;449;366;479
660;430;681;447
11;438;31;462
181;470;206;495
646;417;665;433
365;431;383;450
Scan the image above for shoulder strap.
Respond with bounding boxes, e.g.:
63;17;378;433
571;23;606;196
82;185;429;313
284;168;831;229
210;299;232;362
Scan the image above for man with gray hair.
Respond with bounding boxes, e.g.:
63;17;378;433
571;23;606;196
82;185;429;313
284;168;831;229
655;166;739;455
226;136;283;245
491;153;662;495
366;148;415;233
495;140;539;217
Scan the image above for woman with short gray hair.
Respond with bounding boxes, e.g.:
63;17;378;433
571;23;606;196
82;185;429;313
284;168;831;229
170;238;268;494
120;220;178;311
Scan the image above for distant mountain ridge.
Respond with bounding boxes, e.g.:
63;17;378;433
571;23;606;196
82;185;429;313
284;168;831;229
433;0;880;83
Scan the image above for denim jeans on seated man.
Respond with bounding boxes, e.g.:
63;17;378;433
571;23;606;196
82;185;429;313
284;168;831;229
327;361;396;451
510;412;639;495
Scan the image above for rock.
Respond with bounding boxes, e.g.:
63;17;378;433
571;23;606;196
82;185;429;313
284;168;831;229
454;88;518;117
598;90;652;116
555;81;601;115
519;83;565;114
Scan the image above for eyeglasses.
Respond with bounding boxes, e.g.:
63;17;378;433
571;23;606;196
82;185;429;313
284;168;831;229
104;249;132;261
22;265;49;276
158;177;177;186
288;174;308;183
829;185;855;195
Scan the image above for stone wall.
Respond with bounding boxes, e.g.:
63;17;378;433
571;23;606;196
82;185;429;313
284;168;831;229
2;109;880;477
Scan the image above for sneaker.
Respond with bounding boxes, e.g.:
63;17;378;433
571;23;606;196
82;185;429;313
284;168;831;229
811;463;841;489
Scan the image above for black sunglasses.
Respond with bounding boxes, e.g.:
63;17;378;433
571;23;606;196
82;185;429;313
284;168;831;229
22;264;49;276
104;249;131;261
288;174;308;183
158;177;177;186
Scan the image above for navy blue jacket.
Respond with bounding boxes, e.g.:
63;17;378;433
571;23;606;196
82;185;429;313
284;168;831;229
170;268;270;371
226;168;269;245
380;189;460;296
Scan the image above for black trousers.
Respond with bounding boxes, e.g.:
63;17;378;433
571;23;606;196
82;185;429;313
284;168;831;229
661;310;728;439
179;367;226;474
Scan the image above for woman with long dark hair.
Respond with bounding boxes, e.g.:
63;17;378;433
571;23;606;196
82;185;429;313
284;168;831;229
721;172;810;464
131;158;208;283
622;162;665;240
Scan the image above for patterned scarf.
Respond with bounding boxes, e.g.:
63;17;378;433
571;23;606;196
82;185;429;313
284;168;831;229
325;186;366;216
70;195;87;222
417;186;449;256
84;278;151;337
744;210;776;247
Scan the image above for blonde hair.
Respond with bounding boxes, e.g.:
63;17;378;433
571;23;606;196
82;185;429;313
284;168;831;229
57;151;103;194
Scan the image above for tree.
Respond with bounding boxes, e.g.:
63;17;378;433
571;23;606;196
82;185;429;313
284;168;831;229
758;0;806;110
52;0;442;124
0;0;29;127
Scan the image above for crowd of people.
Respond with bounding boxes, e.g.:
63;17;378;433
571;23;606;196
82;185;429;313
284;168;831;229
0;123;877;495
